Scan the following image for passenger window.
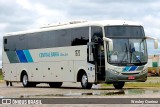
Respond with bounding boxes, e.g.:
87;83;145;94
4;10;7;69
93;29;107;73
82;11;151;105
91;26;103;43
71;27;89;46
4;39;7;44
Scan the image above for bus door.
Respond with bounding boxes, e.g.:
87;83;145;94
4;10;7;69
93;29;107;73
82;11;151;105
87;42;105;82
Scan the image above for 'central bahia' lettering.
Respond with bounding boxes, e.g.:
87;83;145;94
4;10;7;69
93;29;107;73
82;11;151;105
39;52;59;58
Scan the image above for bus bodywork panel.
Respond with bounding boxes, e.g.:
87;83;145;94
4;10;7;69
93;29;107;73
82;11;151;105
2;45;96;83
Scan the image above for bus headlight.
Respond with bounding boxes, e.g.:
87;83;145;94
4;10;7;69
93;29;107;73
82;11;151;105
140;69;148;74
108;68;120;75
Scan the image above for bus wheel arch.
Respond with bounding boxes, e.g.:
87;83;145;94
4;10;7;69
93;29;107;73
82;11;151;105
77;69;86;82
77;69;92;89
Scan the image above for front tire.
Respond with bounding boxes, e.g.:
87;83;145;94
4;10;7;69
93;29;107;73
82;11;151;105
81;73;92;89
113;82;125;89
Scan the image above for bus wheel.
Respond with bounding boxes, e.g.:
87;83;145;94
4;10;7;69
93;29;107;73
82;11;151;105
113;82;125;89
22;74;30;87
81;73;92;89
49;82;63;88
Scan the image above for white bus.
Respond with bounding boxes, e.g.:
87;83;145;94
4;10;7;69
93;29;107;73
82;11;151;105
2;20;158;89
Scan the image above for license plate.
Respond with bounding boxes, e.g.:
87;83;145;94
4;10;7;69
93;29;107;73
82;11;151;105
128;76;135;80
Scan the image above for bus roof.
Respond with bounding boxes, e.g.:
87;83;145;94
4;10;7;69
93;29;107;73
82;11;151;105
4;20;141;37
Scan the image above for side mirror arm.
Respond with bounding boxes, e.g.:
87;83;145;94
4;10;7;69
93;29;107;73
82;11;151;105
103;37;113;51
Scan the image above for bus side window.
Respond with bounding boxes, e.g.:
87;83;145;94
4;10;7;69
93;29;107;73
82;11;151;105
91;26;103;43
71;27;89;46
4;39;7;44
4;38;8;51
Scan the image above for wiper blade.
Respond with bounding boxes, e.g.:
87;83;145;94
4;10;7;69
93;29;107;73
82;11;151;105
120;43;129;62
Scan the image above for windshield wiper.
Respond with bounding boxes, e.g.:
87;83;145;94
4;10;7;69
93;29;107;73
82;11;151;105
120;43;129;63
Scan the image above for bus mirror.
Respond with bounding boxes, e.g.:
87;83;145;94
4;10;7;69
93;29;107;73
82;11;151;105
108;41;113;51
103;37;113;51
154;39;158;49
146;36;158;49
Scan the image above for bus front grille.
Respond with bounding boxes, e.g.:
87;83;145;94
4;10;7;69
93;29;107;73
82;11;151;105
121;73;140;75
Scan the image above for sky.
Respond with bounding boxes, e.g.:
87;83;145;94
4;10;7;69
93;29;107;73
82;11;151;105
0;0;160;67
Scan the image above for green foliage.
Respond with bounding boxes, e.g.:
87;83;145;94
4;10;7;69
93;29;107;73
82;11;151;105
125;82;160;87
0;69;2;75
102;77;160;88
0;75;3;80
0;69;3;80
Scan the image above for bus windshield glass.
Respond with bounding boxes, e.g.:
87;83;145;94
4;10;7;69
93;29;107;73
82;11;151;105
107;39;148;66
105;26;147;66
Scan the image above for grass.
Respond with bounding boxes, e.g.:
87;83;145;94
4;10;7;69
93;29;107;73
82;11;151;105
0;69;3;80
0;74;3;80
101;77;160;88
0;75;3;80
125;81;160;88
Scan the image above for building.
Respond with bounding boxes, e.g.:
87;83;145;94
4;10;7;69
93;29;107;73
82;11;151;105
148;55;160;76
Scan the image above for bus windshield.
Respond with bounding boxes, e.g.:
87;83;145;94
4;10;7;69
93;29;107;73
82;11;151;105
107;39;147;66
105;26;147;66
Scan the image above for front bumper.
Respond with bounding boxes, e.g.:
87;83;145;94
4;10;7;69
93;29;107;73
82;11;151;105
105;70;147;83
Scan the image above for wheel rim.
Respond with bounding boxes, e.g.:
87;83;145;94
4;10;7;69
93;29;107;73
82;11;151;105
23;75;28;85
82;74;88;86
